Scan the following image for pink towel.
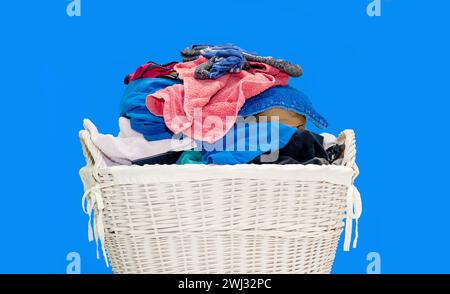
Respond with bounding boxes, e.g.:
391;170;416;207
146;56;289;143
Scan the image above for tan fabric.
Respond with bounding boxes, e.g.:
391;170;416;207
257;108;307;130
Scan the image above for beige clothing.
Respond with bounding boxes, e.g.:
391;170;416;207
256;108;307;130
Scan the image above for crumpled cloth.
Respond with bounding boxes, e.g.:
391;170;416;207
181;44;303;79
146;56;290;143
83;117;196;166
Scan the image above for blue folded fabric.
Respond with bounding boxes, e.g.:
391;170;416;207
119;78;180;141
239;85;329;129
199;122;297;164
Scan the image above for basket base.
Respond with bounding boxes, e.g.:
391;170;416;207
105;232;341;274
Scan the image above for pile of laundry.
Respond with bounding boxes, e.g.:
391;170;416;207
83;44;344;166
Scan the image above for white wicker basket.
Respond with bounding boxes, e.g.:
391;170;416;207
79;128;361;274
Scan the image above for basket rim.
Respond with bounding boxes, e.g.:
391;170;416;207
84;163;354;187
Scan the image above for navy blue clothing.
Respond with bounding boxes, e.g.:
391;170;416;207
251;130;344;165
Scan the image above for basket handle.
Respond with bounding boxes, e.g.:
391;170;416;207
338;129;359;183
79;121;107;169
338;129;362;251
79;121;109;265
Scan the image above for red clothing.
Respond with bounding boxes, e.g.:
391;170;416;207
124;61;178;84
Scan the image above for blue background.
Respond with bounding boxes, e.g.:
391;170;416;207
1;0;449;274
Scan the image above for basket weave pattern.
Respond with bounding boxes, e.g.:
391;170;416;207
79;129;360;274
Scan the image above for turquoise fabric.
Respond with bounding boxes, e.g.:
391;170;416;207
176;151;203;164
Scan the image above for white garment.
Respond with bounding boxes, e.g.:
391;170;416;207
84;118;197;166
321;132;344;165
321;132;337;150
